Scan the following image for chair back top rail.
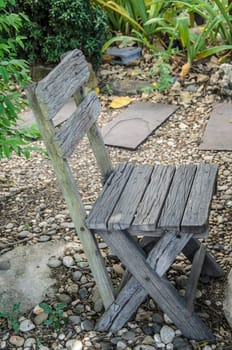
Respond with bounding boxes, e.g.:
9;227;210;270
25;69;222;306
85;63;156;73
35;49;89;120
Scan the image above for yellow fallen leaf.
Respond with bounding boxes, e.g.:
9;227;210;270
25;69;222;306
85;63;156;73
95;87;100;95
180;62;191;80
109;96;132;109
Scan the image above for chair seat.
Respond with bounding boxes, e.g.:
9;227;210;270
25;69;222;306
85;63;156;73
86;163;217;236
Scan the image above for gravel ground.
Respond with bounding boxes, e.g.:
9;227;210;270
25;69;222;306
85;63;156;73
0;57;231;349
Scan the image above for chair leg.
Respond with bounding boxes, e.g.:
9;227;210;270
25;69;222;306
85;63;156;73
183;238;224;278
97;231;193;332
98;230;215;341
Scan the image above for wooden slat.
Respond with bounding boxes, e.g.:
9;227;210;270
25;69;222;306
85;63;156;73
158;165;197;230
86;164;134;230
108;165;154;231
132;165;175;232
55;92;100;158
35;49;89;119
97;231;193;332
181;164;218;233
87;123;113;183
185;245;206;311
99;230;214;340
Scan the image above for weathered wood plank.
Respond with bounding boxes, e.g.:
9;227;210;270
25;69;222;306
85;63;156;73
108;165;154;231
132;165;175;232
26;83;115;310
158;165;197;230
183;238;224;278
97;231;193;332
87;123;113;183
35;49;89;120
55;92;100;158
99;230;214;340
86;164;134;230
181;164;218;233
185;244;206;311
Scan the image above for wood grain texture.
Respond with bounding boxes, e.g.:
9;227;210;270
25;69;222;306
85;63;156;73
87;123;113;183
27;82;114;310
97;231;193;332
132;165;175;232
86;164;134;230
158;165;197;230
181;164;218;233
183;238;224;278
99;230;214;340
185;244;206;311
35;49;89;120
55;92;100;158
108;165;154;231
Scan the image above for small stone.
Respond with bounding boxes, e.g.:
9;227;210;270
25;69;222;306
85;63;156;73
63;256;74;267
47;257;62;268
134;346;156;350
167;344;174;350
113;264;124;275
154;334;162;343
24;338;36;348
116;341;127;350
58;293;72;304
160;325;175;344
163;314;173;324
202;346;212;350
0;260;10;270
34;312;48;325
94;298;103;313
0;341;7;349
39;235;50;242
18;230;32;239
68;315;81;325
39;346;49;350
121;330;136;341
173;337;193;350
72;270;82;281
19;319;35;332
9;335;24;347
142;335;154;345
6;223;14;229
81;319;95;331
79;287;88;299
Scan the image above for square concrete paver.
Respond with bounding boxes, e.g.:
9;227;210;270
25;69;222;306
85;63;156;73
102;102;178;149
200;103;232;151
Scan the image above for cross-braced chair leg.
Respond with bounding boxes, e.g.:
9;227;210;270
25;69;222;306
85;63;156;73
97;230;223;341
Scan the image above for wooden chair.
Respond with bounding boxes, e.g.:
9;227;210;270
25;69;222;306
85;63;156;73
27;49;224;341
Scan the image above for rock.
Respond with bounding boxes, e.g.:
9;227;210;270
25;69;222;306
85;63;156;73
0;260;10;270
223;269;232;328
134;346;156;350
19;319;35;332
116;341;127;350
110;79;150;96
39;235;51;242
24;337;36;348
210;63;232;96
63;256;74;267
72;270;82;281
18;230;32;239
173;337;193;349
9;335;24;346
0;241;66;313
160;325;175;344
58;293;72;304
113;264;124;275
34;312;48;325
79;287;88;299
66;339;83;350
68;315;81;325
47;257;62;268
81;319;95;331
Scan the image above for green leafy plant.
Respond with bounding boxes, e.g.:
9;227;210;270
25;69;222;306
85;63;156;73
175;14;232;78
13;0;109;69
0;302;21;333
0;0;41;159
39;302;67;331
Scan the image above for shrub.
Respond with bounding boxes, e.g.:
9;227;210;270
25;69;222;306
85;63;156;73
0;0;40;159
14;0;109;70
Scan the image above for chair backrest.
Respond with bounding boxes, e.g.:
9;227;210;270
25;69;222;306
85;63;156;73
27;49;113;179
26;49;114;309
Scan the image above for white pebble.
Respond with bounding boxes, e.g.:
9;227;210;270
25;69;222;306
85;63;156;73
160;325;175;344
63;255;74;267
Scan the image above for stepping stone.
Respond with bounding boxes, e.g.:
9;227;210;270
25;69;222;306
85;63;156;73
200;103;232;150
102;102;178;150
19;98;76;128
106;47;142;65
110;79;151;96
